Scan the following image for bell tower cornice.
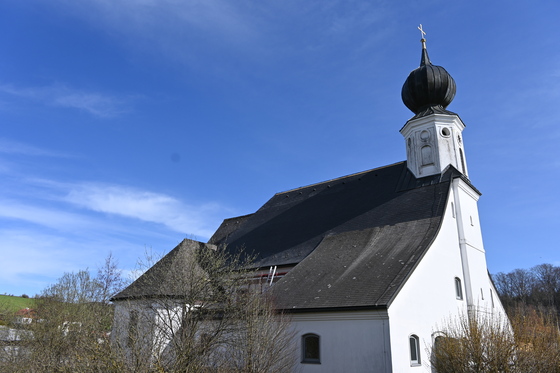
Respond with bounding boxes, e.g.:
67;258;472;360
401;113;468;178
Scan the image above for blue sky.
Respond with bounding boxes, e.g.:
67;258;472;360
1;1;559;297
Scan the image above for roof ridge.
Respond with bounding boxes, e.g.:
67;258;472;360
275;161;406;195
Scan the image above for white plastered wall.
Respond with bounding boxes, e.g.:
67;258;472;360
291;310;392;373
112;299;190;362
387;181;508;372
112;300;159;361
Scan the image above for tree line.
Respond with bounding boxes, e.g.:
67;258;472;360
493;263;560;315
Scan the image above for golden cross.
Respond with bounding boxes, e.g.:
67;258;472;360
418;24;426;40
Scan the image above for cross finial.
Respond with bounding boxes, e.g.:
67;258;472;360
418;24;427;49
418;24;426;39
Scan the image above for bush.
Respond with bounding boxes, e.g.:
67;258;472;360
431;307;560;372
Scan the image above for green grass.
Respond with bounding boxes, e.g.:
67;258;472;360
0;294;36;313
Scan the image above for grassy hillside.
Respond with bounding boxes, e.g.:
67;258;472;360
0;294;35;313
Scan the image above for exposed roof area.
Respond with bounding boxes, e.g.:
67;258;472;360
272;216;441;310
116;162;465;309
211;162;453;266
210;162;461;310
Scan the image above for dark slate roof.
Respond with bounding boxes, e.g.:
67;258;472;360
112;239;216;301
210;162;466;310
116;161;470;310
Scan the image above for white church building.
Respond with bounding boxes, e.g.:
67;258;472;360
112;35;507;372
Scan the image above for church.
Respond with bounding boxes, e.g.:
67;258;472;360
112;34;507;372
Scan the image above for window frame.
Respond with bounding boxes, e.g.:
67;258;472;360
409;334;421;366
301;333;321;364
455;277;463;300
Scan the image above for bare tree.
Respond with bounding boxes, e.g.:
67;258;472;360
430;310;515;373
0;253;128;372
494;269;535;307
430;307;560;373
112;239;297;373
493;263;560;316
98;251;130;304
532;264;560;308
509;305;560;373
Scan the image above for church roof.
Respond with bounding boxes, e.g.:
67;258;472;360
210;162;467;311
112;239;216;300
114;162;466;306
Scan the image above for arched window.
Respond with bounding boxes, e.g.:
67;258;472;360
455;277;463;300
301;333;320;364
409;334;421;365
421;145;434;166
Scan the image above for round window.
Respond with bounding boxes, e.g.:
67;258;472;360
440;127;451;137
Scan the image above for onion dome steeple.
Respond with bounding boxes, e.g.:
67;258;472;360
401;28;456;116
400;26;468;179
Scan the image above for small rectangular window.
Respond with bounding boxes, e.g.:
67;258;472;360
302;334;320;364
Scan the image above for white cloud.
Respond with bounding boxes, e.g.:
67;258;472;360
0;83;128;117
50;0;389;66
0;176;226;296
0;137;69;157
0;227;155;297
65;183;221;237
1;175;223;238
55;0;257;48
0;200;94;231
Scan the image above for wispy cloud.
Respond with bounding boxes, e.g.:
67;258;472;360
65;183;221;237
50;0;389;68
2;175;224;238
0;173;227;295
55;0;257;48
0;228;149;296
0;199;95;232
0;137;69;157
0;83;129;117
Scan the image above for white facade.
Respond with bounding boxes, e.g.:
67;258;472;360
292;310;392;373
401;113;468;178
290;177;507;372
387;177;506;372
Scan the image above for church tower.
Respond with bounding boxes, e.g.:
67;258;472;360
400;31;468;178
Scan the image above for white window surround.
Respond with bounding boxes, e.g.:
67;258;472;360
409;334;421;366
